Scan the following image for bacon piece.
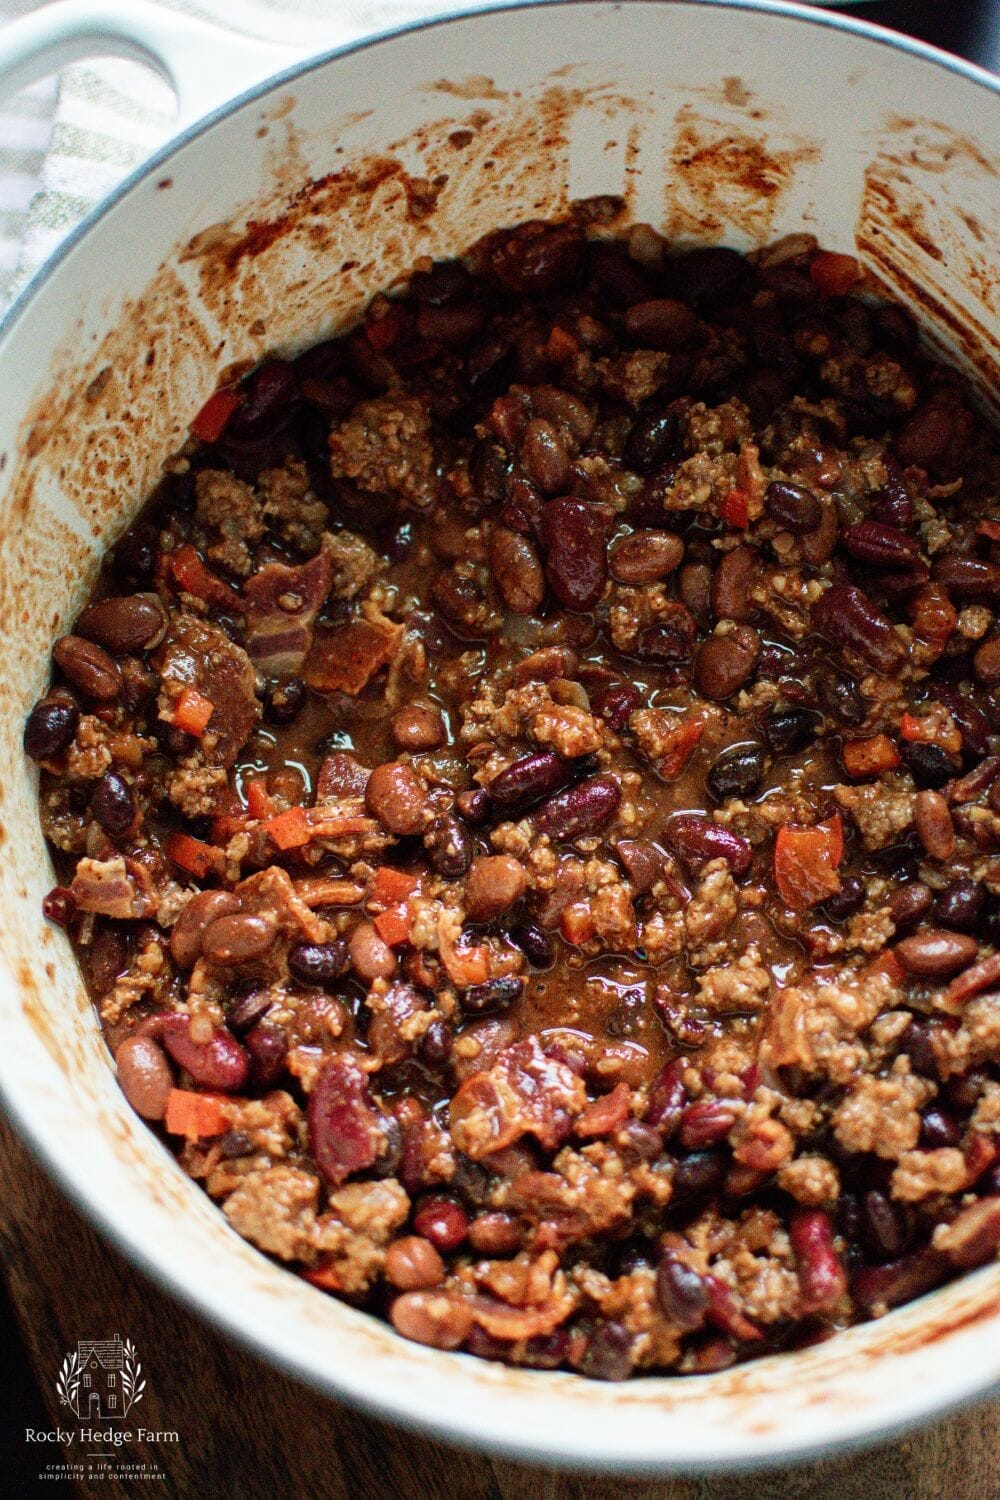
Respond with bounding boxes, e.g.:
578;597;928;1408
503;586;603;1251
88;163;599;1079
243;551;332;677
304;620;398;695
449;1037;586;1159
70;855;157;919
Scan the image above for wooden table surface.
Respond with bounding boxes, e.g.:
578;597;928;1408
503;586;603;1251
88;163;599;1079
2;4;999;1498
1;1113;997;1500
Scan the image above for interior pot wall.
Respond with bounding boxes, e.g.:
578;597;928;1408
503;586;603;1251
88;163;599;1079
0;1;996;1468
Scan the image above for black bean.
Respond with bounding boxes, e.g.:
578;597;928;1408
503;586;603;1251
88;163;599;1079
623;404;680;475
111;525;158;584
863;1190;909;1261
919;1107;962;1150
265;676;306;726
288;942;349;987
706;743;765;801
901;740;955;790
576;1320;634;1381
671;1149;727;1200
819;875;865;923
899;1019;938;1077
418;1019;453;1068
764;480;821;532
91;770;136;836
461;977;524;1015
509;922;555;969
762;707;822;755
935;878;986;933
817;670;866;726
656;1254;708;1330
423;814;473;878
24;696;78;761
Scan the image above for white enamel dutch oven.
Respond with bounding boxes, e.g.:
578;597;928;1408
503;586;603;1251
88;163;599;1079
0;0;997;1472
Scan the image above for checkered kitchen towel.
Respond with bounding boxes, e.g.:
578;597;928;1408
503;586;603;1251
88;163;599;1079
0;0;483;311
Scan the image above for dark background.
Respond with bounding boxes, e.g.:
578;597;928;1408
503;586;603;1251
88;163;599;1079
2;0;998;1494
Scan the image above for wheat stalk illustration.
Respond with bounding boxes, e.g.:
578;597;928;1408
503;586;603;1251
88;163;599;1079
56;1352;82;1415
120;1340;146;1414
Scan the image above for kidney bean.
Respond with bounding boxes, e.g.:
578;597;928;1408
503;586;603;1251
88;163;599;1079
609;530;684;584
385;1235;445;1291
390;1290;473;1350
226;357;297;436
288;941;349;987
468;1210;522;1256
612;838;664;895
656;1254;707;1330
488;221;583;295
464;855;527;922
24;695;79;761
424;813;473;878
348;921;398;982
763;707;822;756
91;770;136;837
413;1196;469;1252
918;1106;962;1150
540;497;607;611
89;924;129;994
913;789;955;860
418;1019;452;1069
43;886;75;928
679;1098;739;1149
635;603;697;664
935;879;986;933
939;1196;1000;1269
841;521;921;570
664;813;752;875
170;891;241;969
536;774;621;840
114;1035;173;1120
932;556;1000;602
894;928;978;979
706;743;764;801
52;635;122;701
811;585;905;672
819;875;866;923
764;480;821;532
861;1190;909;1260
711;546;759;623
455;787;491;825
789;1208;846;1312
624;298;697;350
77;592;167;654
201;913;278;966
703;1276;763;1343
461;977;524;1016
520;418;570;496
896;402;955;468
945;951;1000;1007
161;1015;249;1091
488;751;575;814
576;1320;634;1382
366;761;429;835
308;1053;386;1185
623;404;680;476
934;682;990;759
415;302;484;344
852;1248;945;1312
590;680;643;732
678;560;713;627
391;703;446;751
488;526;546;614
694;626;760;700
902;741;954;790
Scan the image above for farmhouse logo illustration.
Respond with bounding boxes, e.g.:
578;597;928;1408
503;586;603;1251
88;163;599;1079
56;1336;145;1420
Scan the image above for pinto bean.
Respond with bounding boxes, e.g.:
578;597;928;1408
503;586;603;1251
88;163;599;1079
391;703;446;751
536;774;621;840
656;1254;707;1330
623;298;697;349
678;560;713;627
711;546;759;622
115;1035;173;1120
366;761;429;835
694;626;760;700
348;921;398;983
89;924;129;994
488;527;546;614
390;1291;473;1350
894;928;979;978
53;635;122;701
385;1236;445;1290
77;592;167;654
974;635;1000;686
609;530;684;584
888;883;933;931
170;890;241;969
896;402;956;468
464;855;527;922
201;912;278;966
161;1015;249;1091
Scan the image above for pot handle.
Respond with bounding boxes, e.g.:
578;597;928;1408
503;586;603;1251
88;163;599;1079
0;0;353;129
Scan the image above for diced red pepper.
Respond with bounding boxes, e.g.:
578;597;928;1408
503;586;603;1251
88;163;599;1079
373;903;412;947
301;1262;343;1292
773;814;843;909
842;734;900;778
167;544;241;610
365;304;403;351
655;713;706;781
900;709;962;754
372;867;420;905
164;1088;229;1139
721;489;750;529
166;831;225;879
189;388;240;443
809;251;862;297
244;777;276;822
265;806;311;851
171;687;215;737
543;325;579;363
